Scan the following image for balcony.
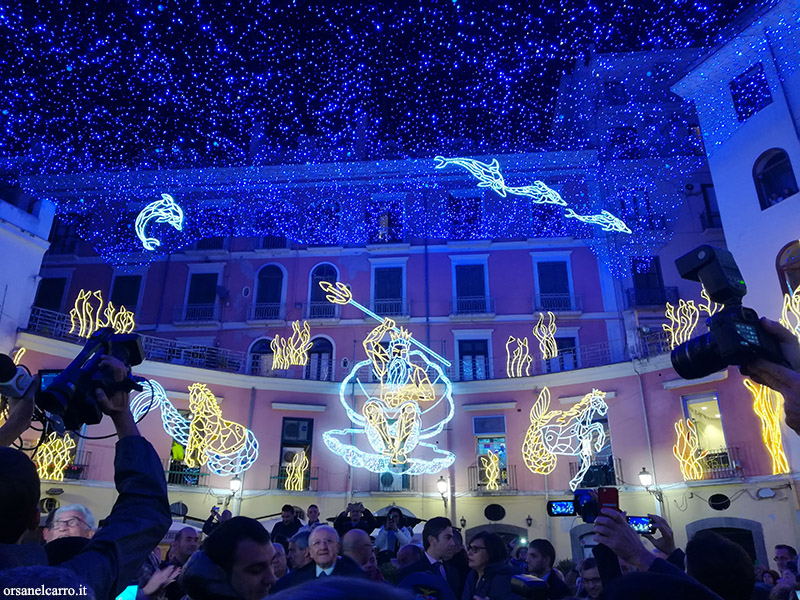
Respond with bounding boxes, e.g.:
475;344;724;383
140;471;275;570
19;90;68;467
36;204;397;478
701;446;743;480
372;298;408;317
56;450;92;481
625;286;679;308
534;293;582;313
248;303;282;321
269;464;319;491
568;457;623;488
700;209;723;230
635;329;671;359
195;237;226;251
307;302;339;320
367;471;419;493
173;303;220;323
467;463;517;492
260;235;288;250
163;458;210;487
450;296;495;316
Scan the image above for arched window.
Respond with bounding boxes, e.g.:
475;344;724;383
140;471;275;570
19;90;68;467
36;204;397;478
777;240;800;295
249;338;274;376
305;337;333;381
309;264;338;318
254;265;283;320
753;149;798;209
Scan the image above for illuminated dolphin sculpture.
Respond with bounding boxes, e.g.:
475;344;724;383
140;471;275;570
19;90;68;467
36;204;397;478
135;193;185;251
564;209;632;234
434;156;507;197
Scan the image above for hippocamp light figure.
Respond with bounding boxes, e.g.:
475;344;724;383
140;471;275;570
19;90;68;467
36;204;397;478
522;387;609;491
135;193;184;251
320;281;455;475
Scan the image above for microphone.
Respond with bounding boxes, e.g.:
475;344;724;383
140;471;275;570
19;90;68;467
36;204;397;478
0;353;35;399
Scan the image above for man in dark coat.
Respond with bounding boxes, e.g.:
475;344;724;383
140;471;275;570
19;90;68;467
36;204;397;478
398;517;464;598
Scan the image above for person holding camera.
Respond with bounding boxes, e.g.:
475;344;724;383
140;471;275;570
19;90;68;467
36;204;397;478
375;507;412;558
0;355;171;600
334;502;377;537
203;506;233;536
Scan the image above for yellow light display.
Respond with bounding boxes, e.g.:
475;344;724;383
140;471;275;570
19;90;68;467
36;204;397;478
285;450;310;491
69;289;135;338
698;287;722;317
271;321;313;369
184;383;251;469
481;450;501;491
523;387;609;491
12;347;26;365
672;419;707;481
532;312;558;359
744;379;790;475
663;299;699;350
506;336;532;378
780;283;800;341
35;432;76;482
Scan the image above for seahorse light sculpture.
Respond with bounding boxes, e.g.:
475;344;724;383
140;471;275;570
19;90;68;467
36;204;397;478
663;300;700;350
672;419;707;481
135;193;184;251
506;336;532;378
744;379;790;475
522;387;609;491
35;432;76;481
780;284;800;341
285;450;310;491
532;312;558;359
271;321;313;369
481;450;501;491
130;380;258;475
69;290;136;338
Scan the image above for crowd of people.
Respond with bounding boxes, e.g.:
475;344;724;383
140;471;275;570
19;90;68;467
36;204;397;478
0;319;799;600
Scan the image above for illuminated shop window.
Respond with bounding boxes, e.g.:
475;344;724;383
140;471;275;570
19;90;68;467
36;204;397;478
683;393;727;452
777;240;800;295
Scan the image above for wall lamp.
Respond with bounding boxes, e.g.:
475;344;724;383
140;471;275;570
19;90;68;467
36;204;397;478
460;516;467;529
525;515;533;527
225;474;242;507
436;476;448;510
638;467;663;503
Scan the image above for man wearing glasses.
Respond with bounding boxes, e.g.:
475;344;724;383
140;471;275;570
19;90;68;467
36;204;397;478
43;504;95;542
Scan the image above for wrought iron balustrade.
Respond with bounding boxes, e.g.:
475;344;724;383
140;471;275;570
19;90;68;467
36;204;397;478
701;446;743;480
451;296;495;315
269;464;319;491
174;303;220;322
534;293;582;312
467;463;517;492
249;303;282;320
568;457;623;488
307;302;338;319
371;298;408;317
163;458;210;487
625;286;679;308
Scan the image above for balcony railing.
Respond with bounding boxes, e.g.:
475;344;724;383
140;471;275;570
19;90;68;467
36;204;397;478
249;303;282;321
534;293;582;312
367;471;419;493
261;235;288;249
569;457;623;488
195;237;226;251
371;298;408;317
307;302;339;319
269;464;319;491
174;303;220;323
625;286;679;308
701;446;743;480
635;330;672;359
451;296;495;315
163;458;210;487
468;463;517;492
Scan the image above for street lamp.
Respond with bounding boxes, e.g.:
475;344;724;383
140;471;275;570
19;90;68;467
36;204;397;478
230;474;242;494
638;467;663;503
436;476;448;510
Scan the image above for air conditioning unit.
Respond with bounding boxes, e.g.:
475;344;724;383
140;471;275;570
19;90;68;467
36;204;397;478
379;470;407;492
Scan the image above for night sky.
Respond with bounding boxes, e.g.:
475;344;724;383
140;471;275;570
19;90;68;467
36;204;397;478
0;0;763;174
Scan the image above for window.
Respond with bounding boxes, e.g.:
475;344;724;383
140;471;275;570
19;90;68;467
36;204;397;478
33;278;67;312
277;418;314;491
455;264;487;314
373;267;404;316
777;240;800;295
700;184;722;229
730;63;772;123
448;194;483;240
627;257;671;306
48;218;80;255
254;265;283;320
459;339;489;381
167;409;205;486
753;149;798;210
476;435;509;488
308;264;338;318
618;188;664;230
607;127;640;160
249;338;274;376
544;336;578;373
684;393;727;452
305;337;333;381
185;273;218;321
110;275;142;311
536;261;572;311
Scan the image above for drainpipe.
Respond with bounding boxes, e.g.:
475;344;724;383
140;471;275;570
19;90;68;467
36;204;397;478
632;360;664;517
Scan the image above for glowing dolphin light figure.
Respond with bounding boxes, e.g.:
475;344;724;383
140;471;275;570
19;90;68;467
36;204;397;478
434;156;631;233
135;193;185;251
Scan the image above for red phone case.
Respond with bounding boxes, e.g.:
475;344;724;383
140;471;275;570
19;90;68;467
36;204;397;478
598;487;620;511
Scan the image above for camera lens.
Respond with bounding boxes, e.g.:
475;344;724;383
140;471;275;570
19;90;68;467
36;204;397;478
670;333;727;380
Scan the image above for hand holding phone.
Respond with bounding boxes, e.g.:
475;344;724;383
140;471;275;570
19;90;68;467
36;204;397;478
598;487;620;512
627;516;655;534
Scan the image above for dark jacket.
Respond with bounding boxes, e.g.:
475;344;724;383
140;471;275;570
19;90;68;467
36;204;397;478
270;555;366;593
461;560;523;600
181;551;241;600
543;569;572;599
333;510;377;537
399;554;465;599
271;518;302;541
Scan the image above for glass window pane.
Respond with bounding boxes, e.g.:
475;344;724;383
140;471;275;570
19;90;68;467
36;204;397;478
684;394;727;451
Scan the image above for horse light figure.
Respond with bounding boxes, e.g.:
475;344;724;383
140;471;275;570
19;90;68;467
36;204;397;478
522;387;609;491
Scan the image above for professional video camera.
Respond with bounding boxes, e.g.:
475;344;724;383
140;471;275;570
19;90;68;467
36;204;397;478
670;245;789;380
0;327;144;431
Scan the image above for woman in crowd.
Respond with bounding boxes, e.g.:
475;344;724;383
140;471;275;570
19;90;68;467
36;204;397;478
461;531;521;600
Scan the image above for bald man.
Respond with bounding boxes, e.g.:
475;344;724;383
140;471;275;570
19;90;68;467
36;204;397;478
343;529;382;581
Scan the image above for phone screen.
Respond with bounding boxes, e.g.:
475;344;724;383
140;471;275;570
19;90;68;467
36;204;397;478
116;585;138;600
627;516;654;534
546;500;577;517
